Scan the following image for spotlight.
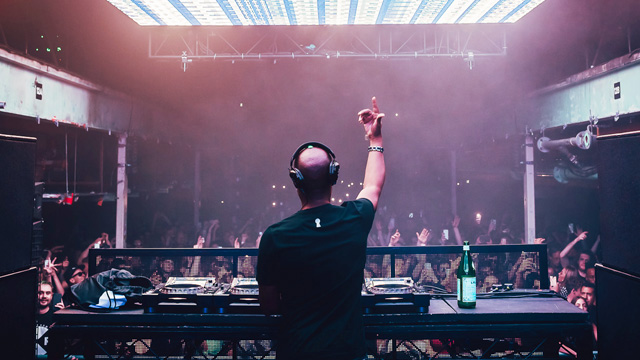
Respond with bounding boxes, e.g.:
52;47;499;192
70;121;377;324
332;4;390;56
465;52;475;70
62;193;74;205
181;51;192;72
0;101;5;109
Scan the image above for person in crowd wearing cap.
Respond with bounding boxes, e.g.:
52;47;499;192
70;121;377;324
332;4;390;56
257;97;386;360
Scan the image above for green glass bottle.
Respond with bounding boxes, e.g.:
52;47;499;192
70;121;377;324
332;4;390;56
457;241;476;308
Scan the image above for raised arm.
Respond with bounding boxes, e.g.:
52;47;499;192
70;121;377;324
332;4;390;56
77;236;103;267
560;231;588;259
452;215;463;245
356;97;385;210
43;257;66;296
204;219;220;248
590;235;600;254
187;236;205;276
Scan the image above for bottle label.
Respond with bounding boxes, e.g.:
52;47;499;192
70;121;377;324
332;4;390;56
458;277;476;303
463;245;470;251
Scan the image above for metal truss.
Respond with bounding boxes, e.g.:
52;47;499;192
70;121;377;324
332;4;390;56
52;336;570;359
55;337;275;359
370;337;569;359
148;26;507;67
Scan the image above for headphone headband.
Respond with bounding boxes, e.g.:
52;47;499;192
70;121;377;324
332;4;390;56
289;142;339;189
289;142;336;169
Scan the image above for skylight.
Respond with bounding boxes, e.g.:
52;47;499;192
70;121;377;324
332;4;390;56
105;0;546;26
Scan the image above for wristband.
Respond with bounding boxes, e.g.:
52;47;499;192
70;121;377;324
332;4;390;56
368;146;384;153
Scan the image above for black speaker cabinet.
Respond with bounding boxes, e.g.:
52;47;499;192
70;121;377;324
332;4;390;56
0;134;36;275
596;264;640;359
597;135;640;276
0;267;37;360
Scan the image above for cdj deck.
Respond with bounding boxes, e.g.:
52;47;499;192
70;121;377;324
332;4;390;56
141;277;261;314
142;277;430;314
363;277;430;313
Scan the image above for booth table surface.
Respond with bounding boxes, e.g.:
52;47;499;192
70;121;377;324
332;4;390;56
49;296;591;359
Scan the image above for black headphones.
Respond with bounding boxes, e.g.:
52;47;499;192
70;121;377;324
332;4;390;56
289;142;340;189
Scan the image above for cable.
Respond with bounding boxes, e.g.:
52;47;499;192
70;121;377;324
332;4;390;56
64;132;69;194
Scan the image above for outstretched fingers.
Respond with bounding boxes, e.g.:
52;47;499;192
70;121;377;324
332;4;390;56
371;97;385;121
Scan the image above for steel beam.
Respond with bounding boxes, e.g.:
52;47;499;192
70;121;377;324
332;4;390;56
148;27;507;62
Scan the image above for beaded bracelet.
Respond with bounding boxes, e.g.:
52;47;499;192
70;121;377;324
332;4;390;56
368;146;384;153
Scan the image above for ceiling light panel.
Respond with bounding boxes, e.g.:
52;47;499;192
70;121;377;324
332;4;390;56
105;0;546;25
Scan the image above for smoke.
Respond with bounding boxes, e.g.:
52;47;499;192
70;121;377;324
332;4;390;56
6;0;638;230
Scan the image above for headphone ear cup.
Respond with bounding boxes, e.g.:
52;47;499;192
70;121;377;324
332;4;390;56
289;168;304;188
328;161;340;185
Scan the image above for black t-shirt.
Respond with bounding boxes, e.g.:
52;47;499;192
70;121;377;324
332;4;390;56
257;198;375;360
36;309;54;355
36;293;62;355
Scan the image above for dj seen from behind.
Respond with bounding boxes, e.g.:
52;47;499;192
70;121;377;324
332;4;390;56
257;97;386;360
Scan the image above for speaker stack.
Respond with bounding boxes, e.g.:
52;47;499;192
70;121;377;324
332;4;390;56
32;182;44;266
596;133;640;359
0;133;38;360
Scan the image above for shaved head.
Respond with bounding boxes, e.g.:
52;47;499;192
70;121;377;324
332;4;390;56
296;147;332;191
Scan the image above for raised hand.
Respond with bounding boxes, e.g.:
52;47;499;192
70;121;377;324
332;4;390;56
389;229;401;247
576;231;588;242
387;217;395;232
358;97;384;141
416;228;429;246
194;236;205;249
451;215;460;228
43;257;61;276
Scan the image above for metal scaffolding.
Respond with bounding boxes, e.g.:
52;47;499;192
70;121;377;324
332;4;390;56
148;26;508;66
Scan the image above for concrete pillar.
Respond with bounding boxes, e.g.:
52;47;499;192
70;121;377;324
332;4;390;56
115;134;127;248
524;134;536;244
450;150;457;216
194;150;201;228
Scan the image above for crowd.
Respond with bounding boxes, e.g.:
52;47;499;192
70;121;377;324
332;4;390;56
35;208;599;357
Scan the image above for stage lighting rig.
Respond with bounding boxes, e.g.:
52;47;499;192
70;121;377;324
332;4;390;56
537;127;597;183
536;129;592;153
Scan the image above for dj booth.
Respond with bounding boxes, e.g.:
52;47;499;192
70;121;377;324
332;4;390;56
47;246;591;359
